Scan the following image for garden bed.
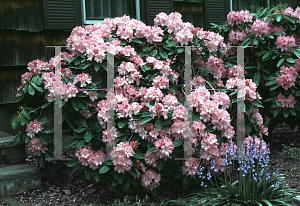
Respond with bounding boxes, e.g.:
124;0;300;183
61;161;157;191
0;122;299;206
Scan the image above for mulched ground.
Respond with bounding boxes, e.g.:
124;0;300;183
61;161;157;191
0;122;299;206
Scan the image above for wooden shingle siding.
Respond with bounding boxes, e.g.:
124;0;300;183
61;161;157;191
0;31;70;66
146;0;174;26
0;0;44;32
43;0;82;30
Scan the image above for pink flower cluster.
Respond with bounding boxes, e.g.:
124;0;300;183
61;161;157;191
243;79;262;101
110;141;137;174
149;103;169;120
152;75;169;89
228;29;248;45
140;169;161;190
155;137;174;161
284;7;300;23
75;145;106;170
191;76;206;90
227;10;253;26
276;93;296;108
250;106;264;125
73;73;92;87
27;59;49;74
276;65;298;90
27;137;48;156
275;35;296;52
205;56;226;79
181;157;200;179
250;19;271;37
25;119;44;138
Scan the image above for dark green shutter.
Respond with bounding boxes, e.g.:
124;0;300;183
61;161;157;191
275;0;296;7
43;0;82;30
146;0;174;26
205;0;229;29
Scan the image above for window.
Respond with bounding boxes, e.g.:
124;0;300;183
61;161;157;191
230;0;270;12
174;0;204;28
82;0;140;24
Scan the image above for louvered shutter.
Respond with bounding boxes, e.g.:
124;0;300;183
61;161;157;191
205;0;229;29
275;0;295;7
146;0;174;26
43;0;82;30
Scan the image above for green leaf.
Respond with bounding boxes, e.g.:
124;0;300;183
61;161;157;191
245;122;252;133
122;178;129;191
242;38;253;47
168;33;174;40
262;52;271;61
132;38;142;44
39;156;45;168
291;48;300;58
155;117;163;131
264;80;277;86
274;109;281;117
270;84;279;91
79;119;88;128
38;134;48;145
148;147;156;153
283;109;289;118
94;63;101;72
134;150;145;159
204;124;214;133
76;140;85;149
159;51;168;59
84;131;93;142
286;57;295;64
251;99;264;108
129;169;137;177
19;114;27;126
157;159;165;171
12;115;20;129
172;141;183;147
14;133;21;144
290;109;296;116
142;44;149;52
118;118;127;129
28;84;35;96
85;167;91;180
277;57;285;67
31;83;43;93
99;165;110;174
118;174;124;184
183;176;189;190
253;38;259;46
35;76;42;85
74;127;86;133
139;117;153;125
94;171;100;182
71;98;80;111
253;71;261;86
177;48;184;53
149;49;157;56
276;15;282;22
67;158;79;167
43;127;54;134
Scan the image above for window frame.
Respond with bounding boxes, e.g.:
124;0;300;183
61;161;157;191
229;0;270;11
81;0;140;25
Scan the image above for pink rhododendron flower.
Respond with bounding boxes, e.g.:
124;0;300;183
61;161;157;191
25;119;44;138
27;137;48;156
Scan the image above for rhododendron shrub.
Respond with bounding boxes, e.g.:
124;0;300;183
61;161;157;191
212;4;300;142
11;12;267;195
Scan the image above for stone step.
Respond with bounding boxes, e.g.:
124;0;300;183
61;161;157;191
0;136;26;165
0;163;41;197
